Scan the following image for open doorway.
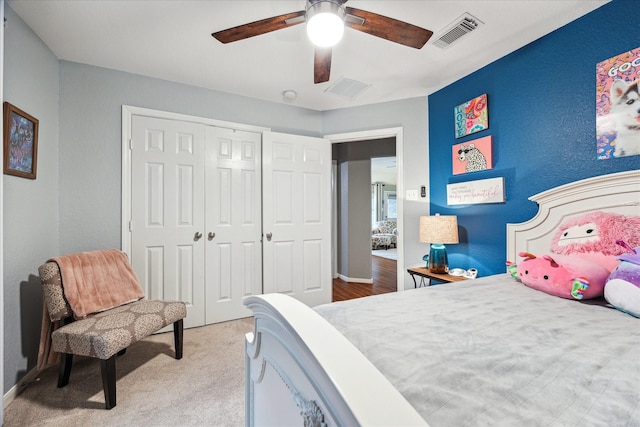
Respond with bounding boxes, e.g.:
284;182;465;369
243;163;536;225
331;136;398;301
372;157;397;221
371;156;397;256
370;157;397;298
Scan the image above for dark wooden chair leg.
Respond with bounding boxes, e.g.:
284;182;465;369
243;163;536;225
57;353;73;388
174;319;184;360
100;356;117;410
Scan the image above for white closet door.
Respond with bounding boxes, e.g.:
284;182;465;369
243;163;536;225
205;126;262;323
130;115;206;328
262;131;332;307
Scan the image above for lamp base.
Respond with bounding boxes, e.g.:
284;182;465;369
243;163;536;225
428;244;449;274
429;264;449;274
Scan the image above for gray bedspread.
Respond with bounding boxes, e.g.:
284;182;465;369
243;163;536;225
314;274;640;426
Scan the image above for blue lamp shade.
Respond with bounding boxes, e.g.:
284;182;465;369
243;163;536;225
419;215;459;274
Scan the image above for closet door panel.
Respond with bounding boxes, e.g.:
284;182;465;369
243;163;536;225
205;127;262;324
128;111;330;325
130;115;206;328
262;131;332;307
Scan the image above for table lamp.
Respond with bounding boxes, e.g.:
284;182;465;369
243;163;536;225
419;214;459;273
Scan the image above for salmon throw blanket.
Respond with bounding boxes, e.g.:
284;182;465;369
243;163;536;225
50;249;144;319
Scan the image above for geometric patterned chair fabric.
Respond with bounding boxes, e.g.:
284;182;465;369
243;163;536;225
38;260;186;410
50;299;186;360
371;220;398;249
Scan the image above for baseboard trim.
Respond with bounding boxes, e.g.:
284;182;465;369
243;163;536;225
3;366;39;410
337;274;373;284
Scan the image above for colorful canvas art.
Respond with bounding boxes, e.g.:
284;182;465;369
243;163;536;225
454;93;488;138
452;135;493;175
596;47;640;159
3;102;39;179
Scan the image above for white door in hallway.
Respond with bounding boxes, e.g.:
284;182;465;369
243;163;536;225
262;131;332;307
130;115;206;328
205;126;262;323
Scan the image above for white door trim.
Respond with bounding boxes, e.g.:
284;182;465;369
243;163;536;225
0;1;5;419
121;105;269;256
324;127;405;292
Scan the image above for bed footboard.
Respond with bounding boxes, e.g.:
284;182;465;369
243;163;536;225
244;294;428;427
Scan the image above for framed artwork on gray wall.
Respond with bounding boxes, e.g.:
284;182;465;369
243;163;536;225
3;102;39;179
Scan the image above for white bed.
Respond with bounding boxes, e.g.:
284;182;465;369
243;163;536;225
244;170;640;427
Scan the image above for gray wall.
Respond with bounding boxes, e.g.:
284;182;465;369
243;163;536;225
323;99;431;287
58;61;324;255
3;6;60;392
4;5;327;394
3;5;431;394
339;158;372;280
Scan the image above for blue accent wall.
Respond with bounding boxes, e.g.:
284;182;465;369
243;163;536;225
428;0;640;277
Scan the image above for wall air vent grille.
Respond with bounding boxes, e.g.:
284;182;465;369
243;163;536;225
432;13;483;49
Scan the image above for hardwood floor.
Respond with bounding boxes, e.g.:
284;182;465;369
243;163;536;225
332;255;397;302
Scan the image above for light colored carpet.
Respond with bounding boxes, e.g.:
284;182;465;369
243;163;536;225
371;248;397;260
4;317;254;427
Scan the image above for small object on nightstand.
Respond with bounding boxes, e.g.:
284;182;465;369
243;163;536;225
464;268;478;279
448;268;466;276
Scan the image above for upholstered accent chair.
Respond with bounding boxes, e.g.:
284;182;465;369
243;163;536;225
371;220;398;249
38;252;186;409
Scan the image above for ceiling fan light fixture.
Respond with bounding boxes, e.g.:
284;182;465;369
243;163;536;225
306;1;345;48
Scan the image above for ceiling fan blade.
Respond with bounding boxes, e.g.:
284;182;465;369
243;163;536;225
344;7;433;49
212;10;306;43
314;47;332;84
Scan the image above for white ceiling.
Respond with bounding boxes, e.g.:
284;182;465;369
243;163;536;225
8;0;609;111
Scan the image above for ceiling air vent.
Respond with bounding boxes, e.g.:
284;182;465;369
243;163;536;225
432;13;483;49
325;77;370;100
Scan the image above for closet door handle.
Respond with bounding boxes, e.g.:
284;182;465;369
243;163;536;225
194;232;203;241
266;232;272;241
208;232;215;241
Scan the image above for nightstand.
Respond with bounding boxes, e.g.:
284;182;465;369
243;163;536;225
407;267;468;288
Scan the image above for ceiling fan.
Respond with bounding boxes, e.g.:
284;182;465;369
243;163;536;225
212;0;433;84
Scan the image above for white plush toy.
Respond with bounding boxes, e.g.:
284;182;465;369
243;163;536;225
604;241;640;318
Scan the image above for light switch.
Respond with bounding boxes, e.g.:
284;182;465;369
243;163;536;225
406;189;418;201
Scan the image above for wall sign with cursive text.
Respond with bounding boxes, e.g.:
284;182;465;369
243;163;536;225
446;177;505;205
